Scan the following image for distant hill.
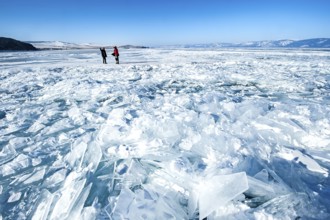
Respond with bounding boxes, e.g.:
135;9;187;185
0;37;37;51
177;38;330;49
26;41;100;50
119;45;149;49
286;38;330;48
27;41;149;50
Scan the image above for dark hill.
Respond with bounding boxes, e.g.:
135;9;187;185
0;37;37;51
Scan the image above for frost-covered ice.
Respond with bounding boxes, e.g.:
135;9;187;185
1;48;330;219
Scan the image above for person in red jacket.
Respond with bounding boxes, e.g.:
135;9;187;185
112;46;119;64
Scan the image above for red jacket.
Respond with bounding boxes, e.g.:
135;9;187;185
113;47;119;56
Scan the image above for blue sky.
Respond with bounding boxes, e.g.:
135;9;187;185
0;0;329;46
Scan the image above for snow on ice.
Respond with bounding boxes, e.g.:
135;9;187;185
0;48;330;219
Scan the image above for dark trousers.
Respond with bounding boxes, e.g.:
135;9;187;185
102;56;107;64
115;56;119;64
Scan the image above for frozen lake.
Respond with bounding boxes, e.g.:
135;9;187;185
1;48;330;219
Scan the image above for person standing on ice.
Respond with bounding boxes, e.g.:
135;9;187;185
100;47;107;64
112;46;119;64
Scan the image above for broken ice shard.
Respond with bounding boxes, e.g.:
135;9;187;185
198;172;249;219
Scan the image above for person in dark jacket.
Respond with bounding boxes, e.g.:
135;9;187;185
100;47;107;64
112;46;119;64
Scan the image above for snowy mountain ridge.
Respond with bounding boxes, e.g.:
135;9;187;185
25;41;104;50
25;38;330;50
26;41;149;50
176;38;330;48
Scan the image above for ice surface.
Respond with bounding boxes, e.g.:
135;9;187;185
1;48;330;219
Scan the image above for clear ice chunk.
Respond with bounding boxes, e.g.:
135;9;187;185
8;191;21;203
43;168;67;188
0;154;30;176
66;184;92;220
255;193;330;220
198;172;249;220
0;145;17;166
110;184;188;219
23;167;46;185
65;133;101;172
65;139;87;170
246;176;275;198
49;172;87;219
81;206;98;220
79;142;102;173
32;189;54;220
